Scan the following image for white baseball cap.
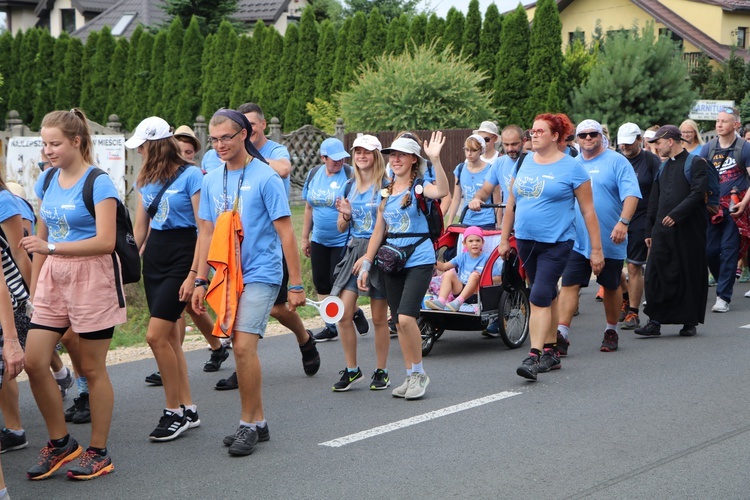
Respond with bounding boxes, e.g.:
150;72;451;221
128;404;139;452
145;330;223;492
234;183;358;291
617;123;642;145
473;121;500;138
125;117;173;149
351;134;382;151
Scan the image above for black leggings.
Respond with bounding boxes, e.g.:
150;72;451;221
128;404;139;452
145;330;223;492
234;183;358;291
310;241;345;295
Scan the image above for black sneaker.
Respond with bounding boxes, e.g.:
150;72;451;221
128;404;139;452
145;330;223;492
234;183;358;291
388;316;398;336
537;349;561;373
227;426;259;456
300;331;321;376
556;331;570;357
66;449;114;480
27;437;83;480
313;326;338;342
333;368;363;392
0;428;28;453
183;406;201;428
679;324;697;337
203;345;230;372
353;308;370;336
224;423;270;446
149;410;189;442
56;368;73;399
634;320;661;337
370;369;390;390
71;393;91;424
516;355;539;381
600;329;619;352
145;372;163;386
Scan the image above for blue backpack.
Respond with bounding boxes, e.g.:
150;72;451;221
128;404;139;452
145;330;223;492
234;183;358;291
656;153;719;207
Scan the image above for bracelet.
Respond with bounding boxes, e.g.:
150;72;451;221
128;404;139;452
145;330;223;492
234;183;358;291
288;288;304;293
342;214;351;222
288;285;304;291
361;260;372;272
189;269;197;274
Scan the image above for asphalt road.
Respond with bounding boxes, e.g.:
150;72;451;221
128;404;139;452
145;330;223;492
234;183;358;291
5;282;750;499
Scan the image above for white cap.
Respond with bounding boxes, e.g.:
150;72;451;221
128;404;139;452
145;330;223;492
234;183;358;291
473;121;500;138
643;130;656;140
382;137;427;173
125;117;173;149
617;123;641;145
351;134;382;151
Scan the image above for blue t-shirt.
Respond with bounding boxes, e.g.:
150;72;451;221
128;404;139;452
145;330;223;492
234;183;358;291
486;155;519;202
573;149;641;259
258;139;291;197
513;154;590;244
0;190;22;224
348;183;383;239
15;195;36;236
454;162;495;226
302;166;349;247
201;149;222;173
449;252;488;284
35;167;119;244
383;188;435;267
198;161;290;285
138;166;203;231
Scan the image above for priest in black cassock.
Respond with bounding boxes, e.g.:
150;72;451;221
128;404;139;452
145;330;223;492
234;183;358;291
636;125;709;337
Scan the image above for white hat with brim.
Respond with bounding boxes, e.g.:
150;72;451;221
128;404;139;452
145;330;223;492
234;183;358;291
125;116;173;149
381;137;427;174
473;121;500;137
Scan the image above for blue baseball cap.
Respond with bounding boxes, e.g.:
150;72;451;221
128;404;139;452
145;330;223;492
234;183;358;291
320;138;350;161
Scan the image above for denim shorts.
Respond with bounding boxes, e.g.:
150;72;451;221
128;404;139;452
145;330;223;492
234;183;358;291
234;282;280;338
342;273;386;300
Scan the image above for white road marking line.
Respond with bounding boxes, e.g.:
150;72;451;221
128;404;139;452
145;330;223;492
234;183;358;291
740;324;750;329
319;391;522;448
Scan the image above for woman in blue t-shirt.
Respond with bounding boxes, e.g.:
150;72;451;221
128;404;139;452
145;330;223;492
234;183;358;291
445;134;498;229
129;117;203;442
358;133;449;400
20;109;124;480
329;135;391;392
497;113;603;382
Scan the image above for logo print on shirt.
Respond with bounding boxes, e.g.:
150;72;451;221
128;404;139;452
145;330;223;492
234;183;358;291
40;206;70;240
383;210;410;233
213;194;244;217
353;207;374;233
515;176;544;199
144;194;170;223
310;188;335;207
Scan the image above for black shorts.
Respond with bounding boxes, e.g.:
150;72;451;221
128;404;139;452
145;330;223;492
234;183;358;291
143;228;196;322
626;226;648;265
310;241;345;295
274;258;289;305
561;251;623;290
384;264;434;321
27;323;115;340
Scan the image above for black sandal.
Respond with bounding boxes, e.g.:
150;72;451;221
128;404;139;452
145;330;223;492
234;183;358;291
203;345;229;372
215;371;238;391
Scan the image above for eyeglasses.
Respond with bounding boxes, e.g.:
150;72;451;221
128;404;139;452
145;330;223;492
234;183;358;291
208;129;242;145
463;147;480;153
528;129;547;137
577;131;600;140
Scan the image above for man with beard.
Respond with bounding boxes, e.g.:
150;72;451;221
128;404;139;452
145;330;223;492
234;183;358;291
636;125;709;337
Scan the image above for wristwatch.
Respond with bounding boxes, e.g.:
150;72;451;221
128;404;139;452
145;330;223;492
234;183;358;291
47;243;56;254
194;278;209;289
618;217;630;226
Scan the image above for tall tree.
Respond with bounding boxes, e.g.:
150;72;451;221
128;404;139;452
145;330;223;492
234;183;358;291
409;13;428;48
164;0;239;35
477;3;501;91
229;34;253;109
524;0;564;122
130;30;154;129
331;18;352;94
315;20;337;101
55;36;83;112
18;28;41;122
387;13;410;56
121;25;143;127
160;16;185;123
363;7;387;63
425;13;445;52
257;27;284;120
78;30;99;118
199;33;216;115
106;38;130;121
344;12;367;90
0;31;14;119
462;0;482;62
202;20;237;116
246;20;267;104
560;39;597;110
31;29;56;129
147;30;168;119
342;0;418;22
50;31;70;105
6;30;23;118
494;5;530;126
277;22;300;116
443;8;465;56
292;6;319;124
90;26;116;122
175;16;204;126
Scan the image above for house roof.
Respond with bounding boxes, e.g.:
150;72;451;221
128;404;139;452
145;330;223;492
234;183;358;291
0;0;38;7
516;0;750;62
35;0;116;17
71;0;168;41
234;0;292;22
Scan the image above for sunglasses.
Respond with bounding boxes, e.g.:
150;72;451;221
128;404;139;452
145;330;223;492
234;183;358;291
480;136;492;143
577;131;600;139
723;107;736;114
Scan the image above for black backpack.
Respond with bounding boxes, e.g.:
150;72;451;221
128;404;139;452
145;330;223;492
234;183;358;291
42;167;141;295
414;178;444;244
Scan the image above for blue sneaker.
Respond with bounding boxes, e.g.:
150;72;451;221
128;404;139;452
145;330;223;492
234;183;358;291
482;320;500;338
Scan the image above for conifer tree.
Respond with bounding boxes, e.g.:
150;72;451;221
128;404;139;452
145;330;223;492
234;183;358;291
175;16;204;126
6;31;23;118
90;27;116;122
257;27;284;120
277;23;300;118
79;31;99;118
199;33;216;115
284;95;306;132
690;54;712;94
363;7;387;63
443;8;465;56
148;30;168;119
315;20;337;101
55;36;83;112
229;35;253;109
462;0;482;62
388;14;410;56
31;29;56;129
130;30;154;129
545;79;563;113
523;0;563;122
246;20;267;104
0;31;13;119
344;12;367;90
202;20;237;116
409;13;428;48
494;5;530;126
160;17;185;123
331;18;352;94
425;13;445;52
120;26;143;127
293;5;319;120
18;28;41;123
106;38;130;121
477;3;501;91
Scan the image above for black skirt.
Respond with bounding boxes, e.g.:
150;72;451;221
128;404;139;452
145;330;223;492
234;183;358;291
143;227;197;322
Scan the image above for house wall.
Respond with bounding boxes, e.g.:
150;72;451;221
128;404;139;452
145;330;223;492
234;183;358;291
8;7;37;33
47;0;87;37
270;0;309;35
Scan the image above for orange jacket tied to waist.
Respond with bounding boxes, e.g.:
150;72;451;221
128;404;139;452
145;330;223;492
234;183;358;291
206;209;244;338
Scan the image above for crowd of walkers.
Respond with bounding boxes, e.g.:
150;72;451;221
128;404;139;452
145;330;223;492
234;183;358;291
0;103;744;496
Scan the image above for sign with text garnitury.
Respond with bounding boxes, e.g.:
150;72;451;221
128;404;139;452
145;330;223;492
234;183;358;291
689;100;736;121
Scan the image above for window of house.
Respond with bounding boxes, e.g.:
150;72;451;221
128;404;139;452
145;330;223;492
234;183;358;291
61;9;76;33
568;31;585;46
112;13;136;36
738;27;747;48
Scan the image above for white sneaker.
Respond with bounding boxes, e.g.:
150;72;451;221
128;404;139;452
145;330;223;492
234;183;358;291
391;378;410;398
404;372;430;400
745;290;750;298
712;297;729;313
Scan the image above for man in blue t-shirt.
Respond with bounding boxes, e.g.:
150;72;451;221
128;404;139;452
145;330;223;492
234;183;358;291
699;107;750;313
557;119;641;354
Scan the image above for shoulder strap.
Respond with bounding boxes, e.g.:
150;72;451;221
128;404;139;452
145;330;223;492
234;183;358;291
41;167;58;198
707;138;718;163
514;152;528;176
82;167;108;218
735;137;750;179
146;165;187;219
343;164;352;178
455;162;465;186
343;177;355;198
305;165;323;189
683;153;696;184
